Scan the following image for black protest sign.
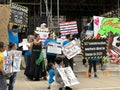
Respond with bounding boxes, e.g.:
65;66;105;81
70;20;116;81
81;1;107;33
82;38;107;59
10;3;28;26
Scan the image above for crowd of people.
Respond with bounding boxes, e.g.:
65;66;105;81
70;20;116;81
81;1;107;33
0;23;103;90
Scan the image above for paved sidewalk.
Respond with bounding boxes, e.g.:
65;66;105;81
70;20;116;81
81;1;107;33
13;70;120;90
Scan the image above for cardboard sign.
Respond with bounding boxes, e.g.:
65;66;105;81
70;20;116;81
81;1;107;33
57;67;80;86
62;40;81;59
47;43;62;54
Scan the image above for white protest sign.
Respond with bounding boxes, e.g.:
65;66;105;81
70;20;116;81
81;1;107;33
13;51;22;72
62;40;81;59
35;27;49;45
47;43;62;54
19;38;30;50
57;67;80;86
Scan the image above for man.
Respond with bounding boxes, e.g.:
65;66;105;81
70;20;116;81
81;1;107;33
8;25;19;46
62;34;74;70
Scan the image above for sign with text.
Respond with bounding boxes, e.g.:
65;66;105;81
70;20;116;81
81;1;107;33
57;67;80;86
4;56;13;74
10;3;28;26
47;43;62;54
62;40;81;59
82;38;107;58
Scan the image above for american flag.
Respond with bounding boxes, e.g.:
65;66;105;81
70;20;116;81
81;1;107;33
59;21;78;37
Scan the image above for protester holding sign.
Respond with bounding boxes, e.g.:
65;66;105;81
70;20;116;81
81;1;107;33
24;35;34;77
8;25;19;46
0;42;7;90
62;34;74;70
44;33;57;65
8;42;18;90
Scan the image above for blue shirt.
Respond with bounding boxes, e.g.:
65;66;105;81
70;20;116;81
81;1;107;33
90;58;99;61
48;69;55;84
8;29;19;45
24;50;31;56
62;40;69;46
44;39;57;56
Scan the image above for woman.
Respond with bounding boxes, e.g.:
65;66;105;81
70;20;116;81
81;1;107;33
29;34;47;81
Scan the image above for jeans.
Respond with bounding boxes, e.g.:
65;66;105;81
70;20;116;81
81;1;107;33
0;76;7;90
8;72;17;90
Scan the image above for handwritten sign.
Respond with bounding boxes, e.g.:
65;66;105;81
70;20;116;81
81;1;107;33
10;3;28;26
47;43;62;54
57;67;80;86
82;38;107;58
62;40;81;59
13;51;22;72
4;56;13;74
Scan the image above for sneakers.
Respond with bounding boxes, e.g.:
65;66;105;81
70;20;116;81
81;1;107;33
65;87;72;90
59;87;63;90
88;75;98;78
47;86;51;89
94;74;98;78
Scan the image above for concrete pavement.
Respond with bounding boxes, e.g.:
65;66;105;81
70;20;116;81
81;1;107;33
12;55;120;90
13;70;120;90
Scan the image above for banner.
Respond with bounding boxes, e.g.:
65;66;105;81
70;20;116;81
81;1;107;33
82;38;107;58
57;67;79;86
60;21;78;37
94;16;120;55
62;40;81;59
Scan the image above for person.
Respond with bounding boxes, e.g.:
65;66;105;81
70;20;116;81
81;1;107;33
88;58;99;78
8;25;19;46
29;34;47;81
8;42;18;90
47;63;55;89
24;35;34;78
62;34;74;70
55;57;72;90
0;42;7;90
44;33;57;64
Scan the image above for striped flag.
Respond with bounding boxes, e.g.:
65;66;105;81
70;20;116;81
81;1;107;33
59;21;78;37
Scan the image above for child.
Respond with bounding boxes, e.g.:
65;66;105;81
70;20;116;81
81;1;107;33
55;57;72;90
0;41;7;90
8;42;18;90
47;63;55;89
88;58;99;78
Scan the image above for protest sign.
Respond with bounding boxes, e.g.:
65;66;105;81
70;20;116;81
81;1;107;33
10;3;28;26
62;40;81;59
47;43;62;54
82;38;107;59
19;38;30;50
94;16;120;55
35;27;49;45
57;67;79;86
4;56;13;74
12;51;22;72
60;21;78;37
